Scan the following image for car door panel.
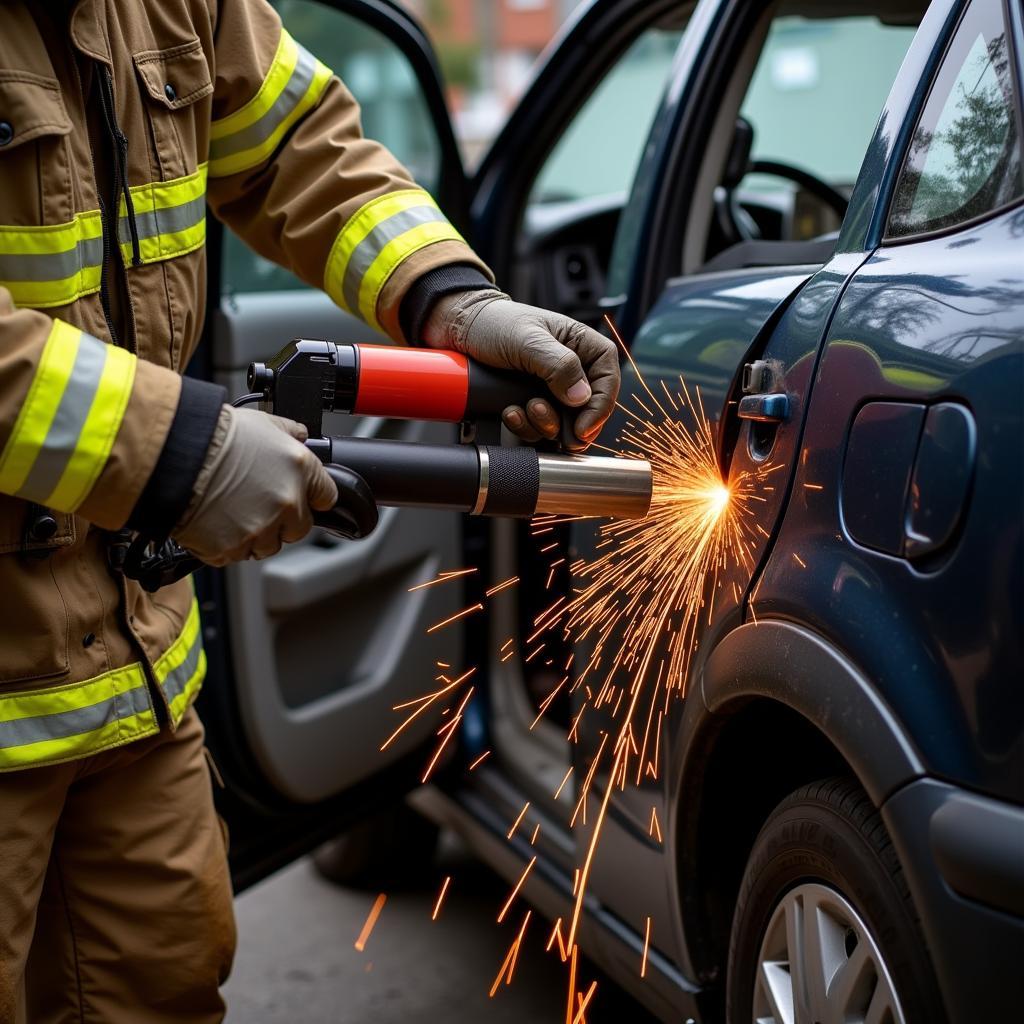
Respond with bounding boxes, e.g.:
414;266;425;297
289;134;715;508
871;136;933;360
210;292;464;804
196;0;476;871
756;207;1024;802
572;261;858;972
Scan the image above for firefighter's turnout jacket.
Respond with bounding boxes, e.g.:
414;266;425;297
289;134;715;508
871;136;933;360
0;0;491;770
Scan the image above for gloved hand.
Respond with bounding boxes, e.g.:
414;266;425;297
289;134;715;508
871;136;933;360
423;291;620;446
172;405;338;565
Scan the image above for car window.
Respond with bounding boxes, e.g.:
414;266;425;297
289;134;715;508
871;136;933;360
887;0;1024;239
739;13;917;239
222;0;443;295
527;27;684;208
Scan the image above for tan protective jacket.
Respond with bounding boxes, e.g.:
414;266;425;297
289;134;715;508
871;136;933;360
0;0;490;770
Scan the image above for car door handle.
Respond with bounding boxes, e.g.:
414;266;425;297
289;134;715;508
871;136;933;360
738;393;789;423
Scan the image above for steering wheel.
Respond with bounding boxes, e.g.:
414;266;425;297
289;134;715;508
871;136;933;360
749;159;850;220
715;117;849;245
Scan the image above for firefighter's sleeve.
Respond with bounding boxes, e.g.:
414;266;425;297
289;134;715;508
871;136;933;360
206;0;495;343
0;289;225;533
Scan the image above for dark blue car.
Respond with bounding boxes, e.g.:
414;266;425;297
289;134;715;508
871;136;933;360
195;0;1024;1021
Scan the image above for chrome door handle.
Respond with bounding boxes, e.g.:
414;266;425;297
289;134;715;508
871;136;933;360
738;393;789;423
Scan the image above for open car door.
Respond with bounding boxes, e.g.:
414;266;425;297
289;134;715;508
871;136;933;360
195;0;476;889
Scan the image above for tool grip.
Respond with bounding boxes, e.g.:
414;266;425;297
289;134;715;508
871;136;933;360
311;464;380;539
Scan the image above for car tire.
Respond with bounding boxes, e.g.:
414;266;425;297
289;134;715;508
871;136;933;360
726;776;945;1024
312;801;440;889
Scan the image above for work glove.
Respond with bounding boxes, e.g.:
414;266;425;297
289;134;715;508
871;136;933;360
172;405;338;565
423;291;621;447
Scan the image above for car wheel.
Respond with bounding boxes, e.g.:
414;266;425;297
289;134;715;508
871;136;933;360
726;776;945;1024
313;801;439;889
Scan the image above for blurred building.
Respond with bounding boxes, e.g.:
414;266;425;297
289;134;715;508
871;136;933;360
404;0;581;161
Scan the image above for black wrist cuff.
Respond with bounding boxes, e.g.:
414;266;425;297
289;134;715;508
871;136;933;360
399;264;495;344
126;376;227;537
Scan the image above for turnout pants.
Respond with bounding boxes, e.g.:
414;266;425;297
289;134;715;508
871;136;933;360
0;710;236;1023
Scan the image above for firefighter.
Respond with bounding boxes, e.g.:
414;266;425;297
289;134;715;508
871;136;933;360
0;0;620;1020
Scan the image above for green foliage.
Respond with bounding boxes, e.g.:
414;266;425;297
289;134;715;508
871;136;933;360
437;40;481;91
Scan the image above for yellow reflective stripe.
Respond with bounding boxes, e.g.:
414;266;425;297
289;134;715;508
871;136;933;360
0;595;203;771
0;212;105;308
358;219;466;329
4;266;105;309
0;664;157;772
324;189;438;310
168;648;206;723
47;341;135;511
154;597;207;724
210;29;299;141
120;164;208;265
0;321;136;511
0;319;78;495
0;167;207;308
208;29;331;178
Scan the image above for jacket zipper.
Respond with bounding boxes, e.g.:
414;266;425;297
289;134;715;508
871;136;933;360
68;54;121;348
95;64;141;353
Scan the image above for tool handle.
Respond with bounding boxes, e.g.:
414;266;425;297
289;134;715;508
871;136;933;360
311;464;380;539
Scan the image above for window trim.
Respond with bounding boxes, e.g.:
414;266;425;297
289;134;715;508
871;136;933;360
880;0;1024;246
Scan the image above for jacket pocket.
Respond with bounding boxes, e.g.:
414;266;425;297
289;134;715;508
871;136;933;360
133;38;213;181
0;496;74;684
0;72;74;238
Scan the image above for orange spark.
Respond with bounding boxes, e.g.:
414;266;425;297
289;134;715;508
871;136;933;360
468;750;491;771
489;911;532;996
793;552;807;568
649;806;662;843
426;602;484;634
498;856;536;923
572;981;598;1024
554;766;574;800
564;945;579;1024
408;567;477;591
641;916;652;977
432;877;451;921
354;893;386;952
486;576;520;597
507;801;530;840
546;918;568;960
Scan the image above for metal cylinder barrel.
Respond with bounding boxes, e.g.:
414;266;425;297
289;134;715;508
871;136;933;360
325;437;652;520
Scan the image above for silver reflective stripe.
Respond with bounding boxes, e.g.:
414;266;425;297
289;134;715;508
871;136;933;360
160;633;203;706
0;683;151;750
341;204;448;313
123;194;206;243
18;332;108;503
0;235;104;283
209;45;318;162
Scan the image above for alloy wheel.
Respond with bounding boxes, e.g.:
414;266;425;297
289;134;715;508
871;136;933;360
752;882;906;1024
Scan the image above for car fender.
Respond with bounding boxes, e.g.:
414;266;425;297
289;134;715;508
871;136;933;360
663;618;927;984
698;619;924;804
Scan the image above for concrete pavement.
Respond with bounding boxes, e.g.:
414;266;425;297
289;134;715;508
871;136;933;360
224;833;657;1023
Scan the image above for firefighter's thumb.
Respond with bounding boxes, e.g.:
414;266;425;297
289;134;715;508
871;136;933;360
305;456;339;512
267;414;309;444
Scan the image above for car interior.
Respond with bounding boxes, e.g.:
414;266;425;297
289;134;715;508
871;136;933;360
486;0;929;856
201;0;933;890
